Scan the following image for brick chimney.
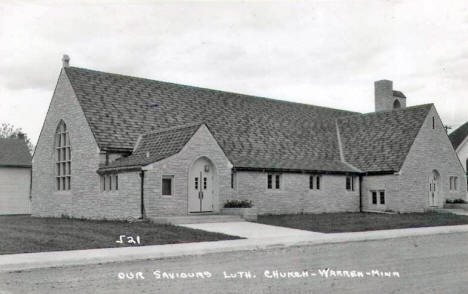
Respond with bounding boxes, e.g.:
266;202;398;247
62;54;70;67
374;80;406;112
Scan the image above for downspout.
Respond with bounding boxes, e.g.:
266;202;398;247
139;170;146;219
359;175;363;212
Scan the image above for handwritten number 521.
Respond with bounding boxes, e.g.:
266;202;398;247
116;235;141;245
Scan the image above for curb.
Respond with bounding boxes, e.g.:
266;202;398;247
1;224;468;272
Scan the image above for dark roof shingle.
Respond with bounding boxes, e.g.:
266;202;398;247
64;66;432;173
337;104;433;173
0;138;32;167
65;67;358;172
449;121;468;150
100;123;202;171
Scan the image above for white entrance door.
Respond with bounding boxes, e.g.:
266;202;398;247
429;170;439;207
188;158;214;213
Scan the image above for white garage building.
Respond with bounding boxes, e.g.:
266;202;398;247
0;138;32;215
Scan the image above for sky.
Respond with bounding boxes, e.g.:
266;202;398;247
0;0;467;145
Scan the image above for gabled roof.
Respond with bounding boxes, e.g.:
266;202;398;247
449;121;468;151
99;123;202;172
0;138;32;167
64;66;359;173
337;104;433;173
62;66;433;174
393;90;406;98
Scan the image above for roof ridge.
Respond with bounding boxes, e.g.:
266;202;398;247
65;66;358;114
337;103;434;121
141;122;203;137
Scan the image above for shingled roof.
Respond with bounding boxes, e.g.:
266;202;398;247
63;66;431;174
99;123;202;172
337;104;433;173
0;138;32;167
64;67;361;173
449;121;468;151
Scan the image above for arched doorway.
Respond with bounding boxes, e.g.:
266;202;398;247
393;99;401;109
429;170;440;207
188;157;216;213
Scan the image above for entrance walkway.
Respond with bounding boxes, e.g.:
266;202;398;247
180;221;324;239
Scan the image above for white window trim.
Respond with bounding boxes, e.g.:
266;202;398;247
369;190;386;208
100;174;119;193
346;176;355;192
449;176;458;192
309;175;321;190
267;173;282;190
162;175;175;197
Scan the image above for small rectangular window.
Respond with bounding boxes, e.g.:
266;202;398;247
115;174;118;190
231;172;236;190
346;176;353;191
380;191;385;204
450;176;458;191
162;176;173;196
195;177;199;190
372;191;377;204
267;174;273;189
268;174;280;190
203;177;207;190
309;175;321;190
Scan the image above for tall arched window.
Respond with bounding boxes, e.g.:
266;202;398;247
55;121;71;191
393;99;401;109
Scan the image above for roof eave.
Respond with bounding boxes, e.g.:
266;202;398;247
97;165;142;174
0;164;32;168
233;166;361;175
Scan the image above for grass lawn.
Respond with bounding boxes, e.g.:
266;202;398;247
0;215;241;255
256;212;468;233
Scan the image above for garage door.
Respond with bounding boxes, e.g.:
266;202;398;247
0;167;31;215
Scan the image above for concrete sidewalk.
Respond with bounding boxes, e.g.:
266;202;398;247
1;224;468;272
180;221;325;239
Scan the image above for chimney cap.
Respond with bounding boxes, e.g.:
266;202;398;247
62;54;70;67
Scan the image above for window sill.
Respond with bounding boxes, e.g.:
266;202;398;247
54;191;72;195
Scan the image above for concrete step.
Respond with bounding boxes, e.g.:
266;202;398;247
149;214;245;225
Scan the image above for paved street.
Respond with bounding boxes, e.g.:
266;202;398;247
1;232;468;294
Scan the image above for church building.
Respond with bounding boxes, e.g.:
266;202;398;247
31;56;466;219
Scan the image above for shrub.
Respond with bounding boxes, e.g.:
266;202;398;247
224;199;253;208
446;198;467;204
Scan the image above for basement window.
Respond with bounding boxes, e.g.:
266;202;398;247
162;176;174;196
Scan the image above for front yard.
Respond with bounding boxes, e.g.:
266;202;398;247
0;215;241;255
256;212;468;233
